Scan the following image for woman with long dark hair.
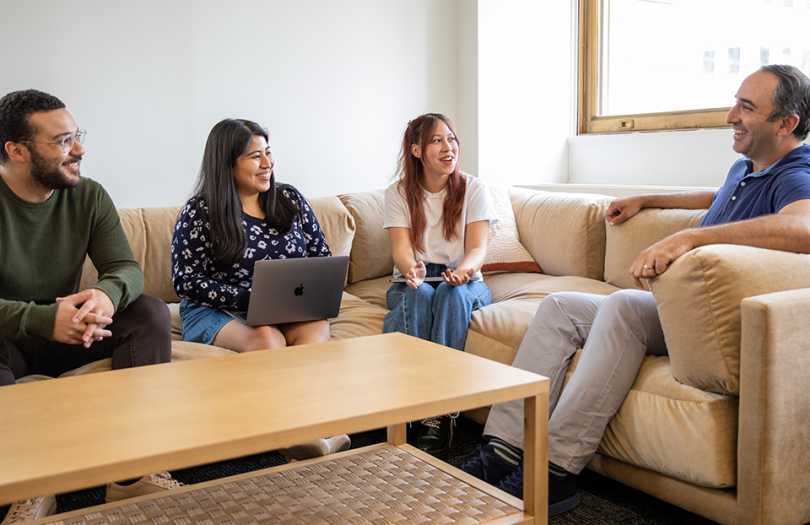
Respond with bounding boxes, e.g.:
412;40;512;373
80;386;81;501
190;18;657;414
383;113;497;456
171;118;349;460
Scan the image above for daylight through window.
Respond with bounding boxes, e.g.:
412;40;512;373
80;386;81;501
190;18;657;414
579;0;810;134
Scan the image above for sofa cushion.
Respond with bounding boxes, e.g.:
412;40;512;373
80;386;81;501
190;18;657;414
167;302;183;340
344;276;390;310
604;208;705;290
309;195;355;258
338;190;394;283
650;244;810;395
81;206;182;304
482;185;541;273
594;355;738;489
57;341;235;377
329;292;387;340
466;273;620;364
510;189;612;281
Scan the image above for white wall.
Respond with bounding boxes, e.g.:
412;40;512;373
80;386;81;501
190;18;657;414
1;0;459;208
474;0;577;185
3;0;754;205
568;129;741;188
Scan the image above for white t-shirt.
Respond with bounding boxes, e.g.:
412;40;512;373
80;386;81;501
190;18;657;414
384;173;498;280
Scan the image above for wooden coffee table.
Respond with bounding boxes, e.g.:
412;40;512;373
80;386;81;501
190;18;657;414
0;333;549;524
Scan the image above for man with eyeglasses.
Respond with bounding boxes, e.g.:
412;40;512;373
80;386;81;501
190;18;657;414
0;90;179;523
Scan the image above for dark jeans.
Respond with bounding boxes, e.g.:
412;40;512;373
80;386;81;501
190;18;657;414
0;295;172;386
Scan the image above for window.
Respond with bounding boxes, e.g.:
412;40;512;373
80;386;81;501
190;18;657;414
728;47;741;75
578;0;810;134
703;51;715;74
761;46;770;66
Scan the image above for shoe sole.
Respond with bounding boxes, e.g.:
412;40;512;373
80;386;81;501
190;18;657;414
548;492;580;517
416;443;451;459
282;435;352;462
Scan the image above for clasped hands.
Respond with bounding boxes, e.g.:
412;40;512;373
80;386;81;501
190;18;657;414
402;261;475;290
53;289;115;348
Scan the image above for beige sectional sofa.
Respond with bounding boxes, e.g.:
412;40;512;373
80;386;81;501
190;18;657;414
61;187;810;525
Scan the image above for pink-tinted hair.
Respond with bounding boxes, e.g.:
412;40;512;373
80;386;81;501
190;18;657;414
395;113;466;253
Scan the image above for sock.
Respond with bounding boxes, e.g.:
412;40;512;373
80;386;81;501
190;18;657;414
489;437;523;468
549;461;571;480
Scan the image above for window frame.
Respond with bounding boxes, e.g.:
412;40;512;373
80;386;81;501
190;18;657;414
577;0;731;135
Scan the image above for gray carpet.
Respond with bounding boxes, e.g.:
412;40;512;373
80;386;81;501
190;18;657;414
1;418;721;524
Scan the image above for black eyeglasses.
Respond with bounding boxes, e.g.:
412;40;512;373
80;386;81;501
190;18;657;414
20;129;87;154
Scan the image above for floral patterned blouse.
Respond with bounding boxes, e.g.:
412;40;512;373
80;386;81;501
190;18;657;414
171;185;330;310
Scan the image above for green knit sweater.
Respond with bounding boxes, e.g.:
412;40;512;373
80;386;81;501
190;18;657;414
0;176;143;340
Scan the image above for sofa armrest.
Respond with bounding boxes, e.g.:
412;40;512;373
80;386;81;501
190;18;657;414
649;245;810;395
736;288;810;525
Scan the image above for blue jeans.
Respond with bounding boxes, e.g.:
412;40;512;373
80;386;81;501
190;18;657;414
383;263;492;351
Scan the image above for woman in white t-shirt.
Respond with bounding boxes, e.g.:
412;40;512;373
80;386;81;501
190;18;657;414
383;113;498;457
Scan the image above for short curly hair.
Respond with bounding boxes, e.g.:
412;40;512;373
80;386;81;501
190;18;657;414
0;89;65;164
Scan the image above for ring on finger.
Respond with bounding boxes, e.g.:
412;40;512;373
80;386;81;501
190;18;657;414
642;265;655;271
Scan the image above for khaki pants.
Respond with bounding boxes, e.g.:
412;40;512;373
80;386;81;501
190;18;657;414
483;289;667;474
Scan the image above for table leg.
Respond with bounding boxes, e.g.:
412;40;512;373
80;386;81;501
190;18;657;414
523;393;548;524
387;423;407;445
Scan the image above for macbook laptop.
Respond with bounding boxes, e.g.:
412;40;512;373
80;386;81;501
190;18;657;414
233;256;349;326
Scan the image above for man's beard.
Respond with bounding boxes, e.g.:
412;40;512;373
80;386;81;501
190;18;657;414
29;147;82;190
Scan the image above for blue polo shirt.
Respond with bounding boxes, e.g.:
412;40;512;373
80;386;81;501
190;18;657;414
701;144;810;227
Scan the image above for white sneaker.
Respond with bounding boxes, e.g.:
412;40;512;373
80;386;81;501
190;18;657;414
105;471;184;503
1;495;56;524
279;434;351;462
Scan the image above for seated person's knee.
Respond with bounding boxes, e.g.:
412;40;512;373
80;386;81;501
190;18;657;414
246;325;287;351
126;295;172;331
602;289;650;316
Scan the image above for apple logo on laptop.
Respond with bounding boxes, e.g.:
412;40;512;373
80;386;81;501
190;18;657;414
294;284;305;296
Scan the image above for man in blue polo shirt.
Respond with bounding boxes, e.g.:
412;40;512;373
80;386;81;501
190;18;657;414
462;64;810;516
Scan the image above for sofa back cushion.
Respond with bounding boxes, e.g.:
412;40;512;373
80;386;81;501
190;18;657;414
510;188;613;280
338;187;609;284
80;206;182;304
309;195;355;258
650;244;810;395
338;190;393;283
604;208;706;289
80;196;355;304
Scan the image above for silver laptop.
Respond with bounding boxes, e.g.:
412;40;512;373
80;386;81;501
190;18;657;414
240;256;348;326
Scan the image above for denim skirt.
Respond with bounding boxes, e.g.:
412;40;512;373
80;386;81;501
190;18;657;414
179;300;246;345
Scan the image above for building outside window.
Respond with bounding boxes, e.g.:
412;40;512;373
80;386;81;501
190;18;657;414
703;50;715;74
579;0;810;134
761;46;770;66
728;47;741;75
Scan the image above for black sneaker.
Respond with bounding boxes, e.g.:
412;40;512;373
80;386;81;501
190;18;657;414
548;470;579;516
460;444;516;485
416;414;456;457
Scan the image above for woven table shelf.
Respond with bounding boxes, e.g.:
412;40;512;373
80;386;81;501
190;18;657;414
43;446;522;525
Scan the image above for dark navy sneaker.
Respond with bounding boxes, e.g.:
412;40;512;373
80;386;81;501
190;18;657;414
495;464;580;517
495;462;524;498
460;444;516;485
548;470;579;516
